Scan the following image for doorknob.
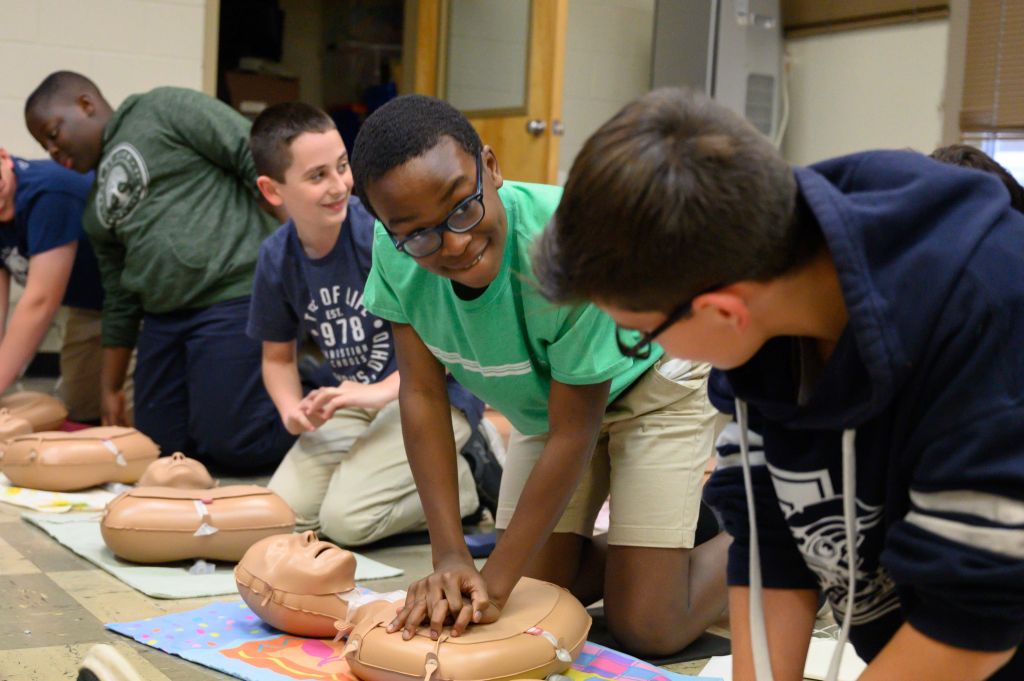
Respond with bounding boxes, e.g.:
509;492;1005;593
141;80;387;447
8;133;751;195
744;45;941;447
526;119;547;136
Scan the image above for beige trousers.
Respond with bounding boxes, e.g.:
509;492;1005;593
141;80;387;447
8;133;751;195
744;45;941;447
268;400;480;547
58;307;134;423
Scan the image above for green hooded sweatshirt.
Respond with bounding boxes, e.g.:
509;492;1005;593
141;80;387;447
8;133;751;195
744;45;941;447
83;87;278;347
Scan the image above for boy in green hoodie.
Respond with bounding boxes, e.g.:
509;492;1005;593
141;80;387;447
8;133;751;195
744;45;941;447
24;71;292;471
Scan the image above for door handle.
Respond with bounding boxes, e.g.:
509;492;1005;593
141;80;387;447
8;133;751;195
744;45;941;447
526;119;547;136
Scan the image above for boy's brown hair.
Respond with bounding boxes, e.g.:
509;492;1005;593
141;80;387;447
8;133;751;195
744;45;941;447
930;143;1024;214
533;88;821;312
250;102;336;183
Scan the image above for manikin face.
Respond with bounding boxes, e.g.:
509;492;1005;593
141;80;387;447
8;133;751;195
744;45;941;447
255;531;356;594
0;149;17;222
366;137;507;290
138;452;215;489
25;95;106;173
598;297;766;370
260;130;353;232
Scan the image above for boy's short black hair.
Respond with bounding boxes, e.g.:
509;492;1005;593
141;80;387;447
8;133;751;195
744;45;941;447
930;143;1024;213
25;71;102;116
351;95;482;216
249;102;337;182
533;87;816;313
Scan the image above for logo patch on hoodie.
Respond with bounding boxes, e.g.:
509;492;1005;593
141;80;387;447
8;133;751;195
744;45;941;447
96;142;149;230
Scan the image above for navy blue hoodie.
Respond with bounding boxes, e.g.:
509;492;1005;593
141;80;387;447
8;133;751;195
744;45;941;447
704;150;1024;677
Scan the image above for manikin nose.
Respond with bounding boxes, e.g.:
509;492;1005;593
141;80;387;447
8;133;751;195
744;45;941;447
300;530;318;545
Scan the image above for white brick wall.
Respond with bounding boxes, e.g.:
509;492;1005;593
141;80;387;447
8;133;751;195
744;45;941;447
559;0;655;183
0;0;208;159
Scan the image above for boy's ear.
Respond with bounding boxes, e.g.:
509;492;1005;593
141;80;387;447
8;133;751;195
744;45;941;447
482;145;503;190
77;93;96;117
256;175;285;207
693;285;753;331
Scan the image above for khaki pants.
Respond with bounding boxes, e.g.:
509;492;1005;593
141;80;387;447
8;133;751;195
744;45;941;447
268;400;480;547
496;359;719;549
58;307;134;423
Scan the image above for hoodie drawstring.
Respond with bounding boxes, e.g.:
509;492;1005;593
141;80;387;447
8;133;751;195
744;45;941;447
736;398;858;681
736;398;776;681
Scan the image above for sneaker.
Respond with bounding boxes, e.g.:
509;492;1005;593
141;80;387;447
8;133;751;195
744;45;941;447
459;421;504;517
77;644;144;681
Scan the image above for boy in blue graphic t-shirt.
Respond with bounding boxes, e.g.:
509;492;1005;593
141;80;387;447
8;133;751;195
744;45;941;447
0;148;106;421
247;103;481;546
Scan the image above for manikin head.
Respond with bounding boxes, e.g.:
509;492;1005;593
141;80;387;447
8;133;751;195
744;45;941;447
24;71;113;174
352;95;507;291
236;531;364;637
137;452;216;489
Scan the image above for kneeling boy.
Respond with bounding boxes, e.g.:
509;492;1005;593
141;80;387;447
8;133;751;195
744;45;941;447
247;103;480;546
354;95;727;656
534;88;1023;680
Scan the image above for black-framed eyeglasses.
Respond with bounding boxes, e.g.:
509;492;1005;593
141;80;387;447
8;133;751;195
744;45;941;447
389;154;485;258
615;300;694;359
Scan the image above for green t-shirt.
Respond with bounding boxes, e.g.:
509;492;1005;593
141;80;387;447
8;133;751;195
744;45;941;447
363;181;660;435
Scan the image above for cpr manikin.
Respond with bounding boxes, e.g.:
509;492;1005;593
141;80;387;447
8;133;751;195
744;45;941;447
236;533;592;681
102;453;294;563
0;426;159;491
0;391;67;431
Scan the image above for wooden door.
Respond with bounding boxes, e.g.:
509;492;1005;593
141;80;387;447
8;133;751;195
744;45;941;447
406;0;567;184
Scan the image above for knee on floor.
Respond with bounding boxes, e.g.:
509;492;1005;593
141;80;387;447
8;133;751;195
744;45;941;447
605;608;699;658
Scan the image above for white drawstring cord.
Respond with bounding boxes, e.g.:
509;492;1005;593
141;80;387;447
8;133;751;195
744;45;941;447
736;399;776;681
825;429;858;681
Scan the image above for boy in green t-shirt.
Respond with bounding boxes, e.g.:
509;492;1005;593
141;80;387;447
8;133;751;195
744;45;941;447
356;95;727;656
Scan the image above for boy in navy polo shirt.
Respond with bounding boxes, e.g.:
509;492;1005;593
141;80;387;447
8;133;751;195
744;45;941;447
247;103;481;546
0;148;106;422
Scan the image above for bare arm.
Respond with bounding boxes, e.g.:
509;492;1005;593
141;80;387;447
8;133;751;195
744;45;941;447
100;346;133;425
730;586;817;681
860;622;1016;681
304;371;400;418
392;322;466;562
261;340;317;434
0;269;10;335
480;378;609;603
0;244;75;391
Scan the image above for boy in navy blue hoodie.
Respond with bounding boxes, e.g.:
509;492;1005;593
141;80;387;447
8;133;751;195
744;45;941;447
533;88;1023;680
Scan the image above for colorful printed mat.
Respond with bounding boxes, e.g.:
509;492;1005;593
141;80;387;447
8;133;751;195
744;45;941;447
107;599;722;681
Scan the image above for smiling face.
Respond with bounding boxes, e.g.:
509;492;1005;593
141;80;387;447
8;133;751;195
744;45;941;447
0;149;17;222
365;137;506;289
259;130;353;233
25;95;107;173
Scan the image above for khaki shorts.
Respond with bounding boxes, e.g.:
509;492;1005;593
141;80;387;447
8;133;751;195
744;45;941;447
495;359;719;549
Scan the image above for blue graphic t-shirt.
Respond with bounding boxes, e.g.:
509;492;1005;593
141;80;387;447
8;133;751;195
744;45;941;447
0;158;103;310
247;197;482;429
